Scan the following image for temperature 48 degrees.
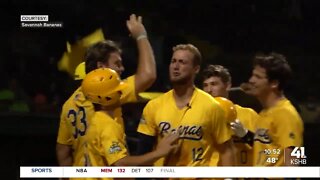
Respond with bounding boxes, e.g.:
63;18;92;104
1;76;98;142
266;157;278;164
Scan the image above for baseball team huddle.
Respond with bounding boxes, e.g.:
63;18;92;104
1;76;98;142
56;14;304;179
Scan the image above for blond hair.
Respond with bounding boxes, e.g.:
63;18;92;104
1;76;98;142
172;44;202;66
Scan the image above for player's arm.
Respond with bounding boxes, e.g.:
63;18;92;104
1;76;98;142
230;119;254;146
113;133;179;166
56;106;73;166
212;104;236;166
56;143;73;166
126;14;156;94
218;140;236;166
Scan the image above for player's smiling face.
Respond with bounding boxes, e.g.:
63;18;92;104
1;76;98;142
248;65;273;96
169;50;199;84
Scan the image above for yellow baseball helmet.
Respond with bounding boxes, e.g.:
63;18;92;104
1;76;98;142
215;97;237;123
81;68;127;106
74;62;86;80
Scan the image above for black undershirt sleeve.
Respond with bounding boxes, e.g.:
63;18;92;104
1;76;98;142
241;130;255;146
136;132;156;155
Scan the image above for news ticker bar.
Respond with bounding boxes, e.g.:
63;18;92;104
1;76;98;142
20;167;320;178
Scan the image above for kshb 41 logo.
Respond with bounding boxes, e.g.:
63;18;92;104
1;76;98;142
290;147;307;165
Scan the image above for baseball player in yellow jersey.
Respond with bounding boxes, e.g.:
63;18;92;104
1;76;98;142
137;44;235;167
231;52;303;168
202;64;258;166
56;14;157;167
79;68;178;180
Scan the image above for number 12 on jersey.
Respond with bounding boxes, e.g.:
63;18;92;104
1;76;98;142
192;147;204;162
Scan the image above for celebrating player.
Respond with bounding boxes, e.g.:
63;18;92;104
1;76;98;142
202;64;258;166
56;14;156;166
81;68;178;168
230;52;304;166
137;44;235;166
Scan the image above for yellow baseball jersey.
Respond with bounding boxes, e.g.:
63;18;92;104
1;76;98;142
253;98;303;166
74;112;128;180
138;88;232;166
233;105;258;166
56;75;136;166
57;87;95;166
85;111;128;166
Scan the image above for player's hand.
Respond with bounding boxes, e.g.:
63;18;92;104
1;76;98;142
155;132;180;157
126;14;147;40
230;119;248;138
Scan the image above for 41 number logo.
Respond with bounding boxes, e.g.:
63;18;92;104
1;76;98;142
290;147;306;158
